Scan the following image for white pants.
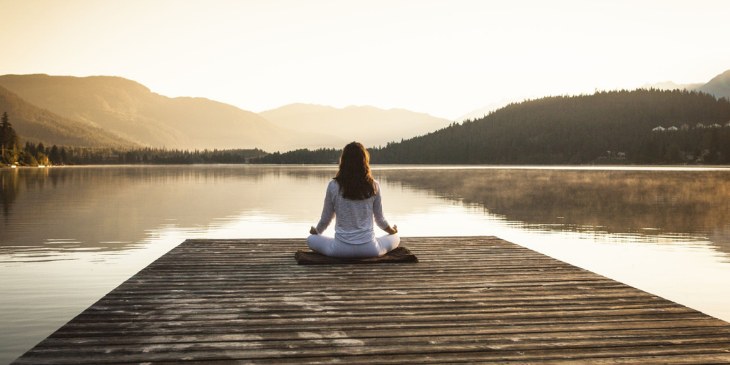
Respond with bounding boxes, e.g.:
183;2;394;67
307;234;400;258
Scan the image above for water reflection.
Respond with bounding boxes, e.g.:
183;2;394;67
1;168;20;217
375;168;730;256
3;166;730;256
0;166;335;259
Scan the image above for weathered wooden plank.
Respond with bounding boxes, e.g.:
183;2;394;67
22;336;730;360
36;325;730;348
67;302;690;323
13;236;730;364
77;301;681;319
15;341;730;364
45;315;722;340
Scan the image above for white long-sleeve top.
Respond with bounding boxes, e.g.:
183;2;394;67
315;179;390;244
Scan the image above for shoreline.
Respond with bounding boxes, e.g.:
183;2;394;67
3;163;730;170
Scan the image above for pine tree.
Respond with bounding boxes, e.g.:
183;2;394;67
49;145;61;165
1;112;20;164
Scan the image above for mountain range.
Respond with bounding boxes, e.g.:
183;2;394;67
0;74;313;151
643;69;730;98
0;74;449;151
1;69;729;153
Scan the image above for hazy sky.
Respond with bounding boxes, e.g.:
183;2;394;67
1;0;729;119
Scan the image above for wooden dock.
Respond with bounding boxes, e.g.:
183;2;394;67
14;237;730;364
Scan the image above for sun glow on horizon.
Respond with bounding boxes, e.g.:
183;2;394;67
1;0;729;119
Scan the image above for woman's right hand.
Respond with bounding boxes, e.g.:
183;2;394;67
386;224;398;235
309;226;318;235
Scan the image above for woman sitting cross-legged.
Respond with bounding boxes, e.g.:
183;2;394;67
307;142;400;258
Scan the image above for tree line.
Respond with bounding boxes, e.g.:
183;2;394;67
58;147;267;165
253;148;341;164
14;145;266;166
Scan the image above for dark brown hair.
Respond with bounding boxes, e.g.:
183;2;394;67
334;142;376;200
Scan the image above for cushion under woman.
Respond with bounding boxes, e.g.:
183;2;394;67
307;142;399;258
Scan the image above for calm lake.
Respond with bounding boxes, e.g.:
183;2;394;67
2;165;730;363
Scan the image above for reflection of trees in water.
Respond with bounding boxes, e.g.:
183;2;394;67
376;169;730;237
1;169;53;217
0;166;339;256
1;170;19;217
5;166;730;256
1;166;287;253
0;166;308;217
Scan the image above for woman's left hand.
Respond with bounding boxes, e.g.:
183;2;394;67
309;226;318;235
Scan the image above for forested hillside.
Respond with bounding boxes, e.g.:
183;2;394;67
254;89;730;164
375;89;730;164
0;86;136;148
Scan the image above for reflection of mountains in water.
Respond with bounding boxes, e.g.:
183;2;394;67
0;166;317;255
376;168;730;242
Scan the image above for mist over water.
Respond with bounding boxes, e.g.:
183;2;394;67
376;167;730;253
1;165;729;364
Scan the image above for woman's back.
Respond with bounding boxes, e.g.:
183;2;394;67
317;180;389;244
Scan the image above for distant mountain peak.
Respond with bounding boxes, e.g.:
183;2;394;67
710;69;730;79
699;69;730;98
261;103;339;115
260;103;451;148
641;80;703;91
